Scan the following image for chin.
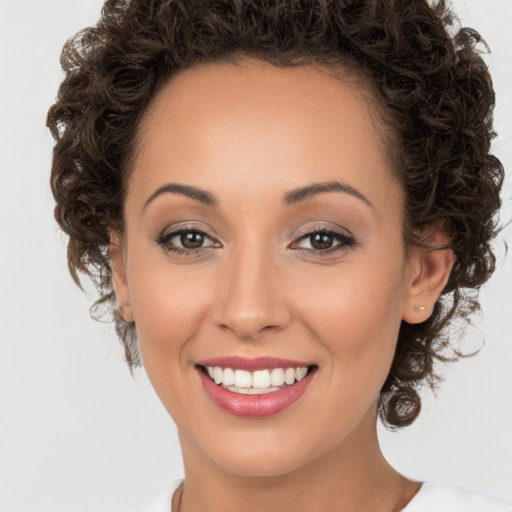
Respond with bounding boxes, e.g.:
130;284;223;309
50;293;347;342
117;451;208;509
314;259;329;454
209;448;310;478
182;420;330;479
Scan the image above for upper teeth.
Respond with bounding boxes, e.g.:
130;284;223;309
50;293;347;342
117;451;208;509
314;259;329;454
206;366;309;389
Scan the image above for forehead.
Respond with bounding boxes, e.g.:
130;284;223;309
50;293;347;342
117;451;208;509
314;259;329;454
129;60;401;216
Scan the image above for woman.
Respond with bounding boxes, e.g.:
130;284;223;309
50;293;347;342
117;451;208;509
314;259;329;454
47;0;509;510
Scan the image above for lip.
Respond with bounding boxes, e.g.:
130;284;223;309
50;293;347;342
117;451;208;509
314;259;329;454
196;364;317;418
196;356;314;371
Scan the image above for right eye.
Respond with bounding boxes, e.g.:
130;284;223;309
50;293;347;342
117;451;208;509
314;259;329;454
156;227;220;254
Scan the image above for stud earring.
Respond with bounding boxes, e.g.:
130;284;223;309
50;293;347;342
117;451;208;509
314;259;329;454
414;305;425;312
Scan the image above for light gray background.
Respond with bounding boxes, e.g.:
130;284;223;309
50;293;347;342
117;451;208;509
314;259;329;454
0;0;511;510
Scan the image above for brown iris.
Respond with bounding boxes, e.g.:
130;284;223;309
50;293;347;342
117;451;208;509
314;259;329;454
181;232;205;249
310;233;334;250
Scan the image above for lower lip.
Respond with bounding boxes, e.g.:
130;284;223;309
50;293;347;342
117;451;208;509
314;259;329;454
197;367;315;418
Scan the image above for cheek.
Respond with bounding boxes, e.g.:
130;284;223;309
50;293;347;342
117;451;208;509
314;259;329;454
292;267;405;440
126;255;214;368
126;260;219;421
297;255;406;392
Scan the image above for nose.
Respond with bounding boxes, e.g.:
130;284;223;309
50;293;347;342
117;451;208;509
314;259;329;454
213;245;291;341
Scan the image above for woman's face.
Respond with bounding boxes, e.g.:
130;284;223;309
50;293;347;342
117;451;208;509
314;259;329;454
113;60;420;476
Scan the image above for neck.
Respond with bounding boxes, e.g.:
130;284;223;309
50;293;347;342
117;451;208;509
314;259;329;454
177;409;420;512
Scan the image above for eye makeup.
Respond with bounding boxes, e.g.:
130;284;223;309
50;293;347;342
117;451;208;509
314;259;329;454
154;224;221;257
154;223;358;259
290;226;357;256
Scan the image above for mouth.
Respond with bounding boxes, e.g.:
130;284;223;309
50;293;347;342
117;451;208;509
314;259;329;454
198;364;314;393
195;357;318;417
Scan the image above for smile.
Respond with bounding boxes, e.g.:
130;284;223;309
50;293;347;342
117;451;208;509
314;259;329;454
204;365;310;393
196;357;317;417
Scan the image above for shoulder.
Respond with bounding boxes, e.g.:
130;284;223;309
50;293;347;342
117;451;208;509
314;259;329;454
133;479;511;512
402;482;512;512
134;479;183;512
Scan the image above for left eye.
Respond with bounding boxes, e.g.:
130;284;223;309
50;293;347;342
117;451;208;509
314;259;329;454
293;230;355;252
299;232;337;250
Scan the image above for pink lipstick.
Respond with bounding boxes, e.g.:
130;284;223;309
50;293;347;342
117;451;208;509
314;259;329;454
196;357;316;418
197;356;315;371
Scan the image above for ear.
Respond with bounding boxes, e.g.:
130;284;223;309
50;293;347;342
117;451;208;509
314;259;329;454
109;230;134;322
402;234;454;324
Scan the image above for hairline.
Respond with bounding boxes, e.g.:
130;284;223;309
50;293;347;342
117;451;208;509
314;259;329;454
120;54;410;251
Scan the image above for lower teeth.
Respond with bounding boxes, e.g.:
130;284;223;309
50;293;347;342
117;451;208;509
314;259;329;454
223;385;283;394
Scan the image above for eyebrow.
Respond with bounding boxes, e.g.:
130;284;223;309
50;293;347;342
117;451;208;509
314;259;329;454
143;180;372;211
283;181;373;208
143;183;218;210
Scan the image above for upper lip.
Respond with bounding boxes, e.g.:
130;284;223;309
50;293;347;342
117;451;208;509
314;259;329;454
196;356;315;371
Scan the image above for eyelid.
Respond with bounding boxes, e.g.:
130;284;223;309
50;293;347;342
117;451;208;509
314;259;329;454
289;225;357;254
153;222;357;257
293;223;354;240
168;230;215;248
155;223;222;254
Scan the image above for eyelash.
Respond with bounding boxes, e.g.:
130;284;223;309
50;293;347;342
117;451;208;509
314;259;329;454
155;226;217;256
155;226;357;257
292;227;357;255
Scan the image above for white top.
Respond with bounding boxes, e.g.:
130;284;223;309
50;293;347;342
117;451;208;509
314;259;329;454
401;482;511;511
135;479;512;512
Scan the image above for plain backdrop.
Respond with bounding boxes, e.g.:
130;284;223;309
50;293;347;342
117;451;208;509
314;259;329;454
0;0;511;510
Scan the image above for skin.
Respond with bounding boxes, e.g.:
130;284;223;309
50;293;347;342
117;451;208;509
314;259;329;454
111;59;454;512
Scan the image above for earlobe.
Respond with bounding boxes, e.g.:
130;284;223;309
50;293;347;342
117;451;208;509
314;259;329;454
402;241;454;324
109;230;134;322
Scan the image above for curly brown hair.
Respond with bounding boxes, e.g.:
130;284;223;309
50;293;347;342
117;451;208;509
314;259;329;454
47;0;503;429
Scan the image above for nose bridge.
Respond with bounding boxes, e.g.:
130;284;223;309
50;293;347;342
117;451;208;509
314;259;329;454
215;237;290;340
